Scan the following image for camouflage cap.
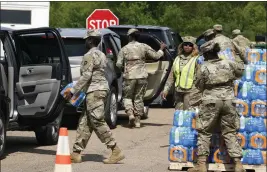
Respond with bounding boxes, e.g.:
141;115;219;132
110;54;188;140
213;24;223;31
232;29;241;35
182;36;196;44
200;40;216;53
84;29;101;39
127;28;139;36
203;29;215;37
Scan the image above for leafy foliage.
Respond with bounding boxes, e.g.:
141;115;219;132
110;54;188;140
50;1;266;40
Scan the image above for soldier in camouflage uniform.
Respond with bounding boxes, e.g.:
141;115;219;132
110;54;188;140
64;30;125;164
213;24;248;65
161;36;201;111
116;28;166;128
188;40;245;172
232;29;251;49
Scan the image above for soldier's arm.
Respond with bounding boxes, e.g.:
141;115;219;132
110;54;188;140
232;41;248;65
116;48;124;69
195;65;207;91
71;53;94;94
229;60;245;79
163;68;175;94
144;44;164;60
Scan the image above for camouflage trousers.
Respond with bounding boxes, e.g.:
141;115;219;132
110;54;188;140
174;88;201;111
73;90;116;152
196;99;242;158
122;78;147;117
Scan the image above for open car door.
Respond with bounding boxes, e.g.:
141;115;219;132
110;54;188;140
119;33;173;105
12;28;71;125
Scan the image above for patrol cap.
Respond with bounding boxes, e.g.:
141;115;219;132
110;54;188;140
213;24;223;31
127;28;139;36
232;29;241;35
200;40;216;53
84;29;101;39
182;36;196;44
203;29;215;37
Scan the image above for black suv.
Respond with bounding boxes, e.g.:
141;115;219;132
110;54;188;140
0;27;72;159
108;25;183;58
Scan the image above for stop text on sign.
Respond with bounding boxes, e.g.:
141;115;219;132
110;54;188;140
86;9;119;29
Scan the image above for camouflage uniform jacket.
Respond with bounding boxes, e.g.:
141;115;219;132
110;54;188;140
214;34;244;64
233;35;251;49
163;54;199;94
116;41;164;79
71;47;109;94
195;58;244;101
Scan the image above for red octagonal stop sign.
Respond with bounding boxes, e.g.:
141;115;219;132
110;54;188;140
86;9;119;29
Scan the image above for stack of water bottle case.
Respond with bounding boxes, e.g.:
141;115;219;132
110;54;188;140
169;48;267;165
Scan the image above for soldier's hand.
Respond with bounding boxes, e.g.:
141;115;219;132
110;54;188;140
64;89;73;101
160;42;167;50
161;91;167;100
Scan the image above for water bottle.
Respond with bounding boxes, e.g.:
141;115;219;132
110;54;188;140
253;149;264;165
261;49;266;63
262;151;266;165
247;49;261;64
257;85;267;100
237;132;248;149
249;132;267;150
245;116;254;133
238;81;253;100
260;102;266;118
173;110;181;126
257;117;266;132
188;147;197;162
242;65;254;81
234;80;243;97
60;81;86;107
168;145;188;162
253;64;266;85
239;115;246;132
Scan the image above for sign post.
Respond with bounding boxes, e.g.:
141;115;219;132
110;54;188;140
86;9;119;29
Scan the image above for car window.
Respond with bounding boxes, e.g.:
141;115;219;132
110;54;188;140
103;35;117;59
62;38;86;57
14;32;62;66
166;30;175;49
113;35;121;50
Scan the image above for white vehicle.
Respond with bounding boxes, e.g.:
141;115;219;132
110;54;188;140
0;2;50;30
0;2;50;60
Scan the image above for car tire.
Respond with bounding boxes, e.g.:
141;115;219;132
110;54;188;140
141;106;149;120
105;87;118;129
0;110;6;159
35;124;59;145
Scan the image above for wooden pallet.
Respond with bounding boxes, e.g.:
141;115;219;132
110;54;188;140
168;162;266;172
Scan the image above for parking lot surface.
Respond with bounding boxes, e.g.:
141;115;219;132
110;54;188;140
2;107;176;172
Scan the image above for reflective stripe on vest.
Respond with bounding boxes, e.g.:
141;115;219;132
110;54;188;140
173;56;198;89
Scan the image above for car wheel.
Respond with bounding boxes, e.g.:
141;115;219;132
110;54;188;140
0;110;6;159
141;106;149;120
35;124;59;145
105;87;118;129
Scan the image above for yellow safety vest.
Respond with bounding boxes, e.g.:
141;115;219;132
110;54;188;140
173;56;198;89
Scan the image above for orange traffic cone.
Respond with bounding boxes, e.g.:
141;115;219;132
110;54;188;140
54;127;72;172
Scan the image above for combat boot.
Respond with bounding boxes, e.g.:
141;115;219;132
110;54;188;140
187;156;207;172
233;158;245;172
70;152;82;163
103;144;125;164
135;116;141;128
127;109;135;127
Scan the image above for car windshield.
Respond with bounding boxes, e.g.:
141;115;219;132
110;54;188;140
62;38;86;57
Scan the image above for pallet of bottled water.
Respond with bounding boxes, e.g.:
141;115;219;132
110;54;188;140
168;48;266;171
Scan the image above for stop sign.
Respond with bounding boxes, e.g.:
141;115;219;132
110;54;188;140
86;9;119;29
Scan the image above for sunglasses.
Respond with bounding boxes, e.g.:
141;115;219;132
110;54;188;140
183;43;193;47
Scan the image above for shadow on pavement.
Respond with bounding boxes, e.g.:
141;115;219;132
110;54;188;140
3;136;56;159
82;154;104;162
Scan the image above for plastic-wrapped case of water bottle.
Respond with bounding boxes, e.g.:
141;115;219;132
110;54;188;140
60;81;86;107
168;48;266;165
235;48;266;165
